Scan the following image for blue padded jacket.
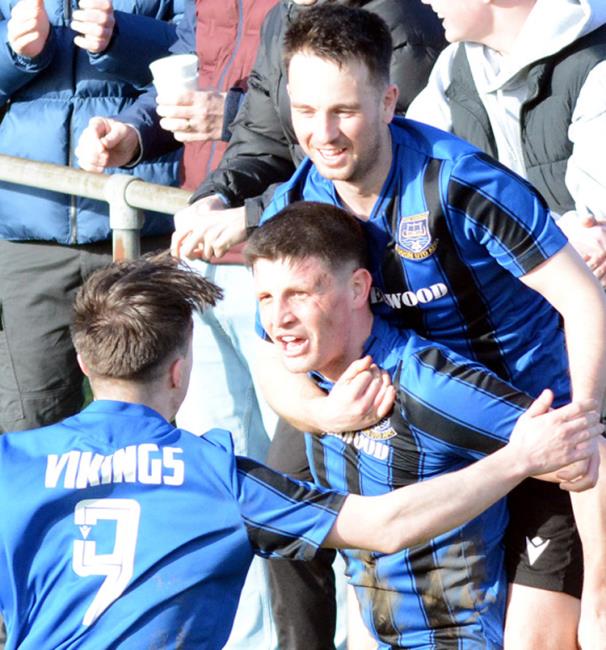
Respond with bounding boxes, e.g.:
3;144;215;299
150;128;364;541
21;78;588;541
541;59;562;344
0;0;182;244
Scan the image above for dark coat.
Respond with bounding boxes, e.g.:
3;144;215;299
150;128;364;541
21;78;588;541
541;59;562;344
192;0;446;224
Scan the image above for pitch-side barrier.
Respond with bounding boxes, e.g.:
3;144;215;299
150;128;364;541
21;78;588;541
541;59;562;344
0;154;191;260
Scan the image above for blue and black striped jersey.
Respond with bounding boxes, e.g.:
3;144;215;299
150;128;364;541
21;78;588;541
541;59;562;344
0;401;345;650
263;117;570;405
307;317;533;649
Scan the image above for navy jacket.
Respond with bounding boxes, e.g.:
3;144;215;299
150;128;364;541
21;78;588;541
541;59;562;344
0;0;182;244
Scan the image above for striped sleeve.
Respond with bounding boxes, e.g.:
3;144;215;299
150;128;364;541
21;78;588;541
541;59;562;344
235;456;346;560
401;338;533;460
447;153;568;277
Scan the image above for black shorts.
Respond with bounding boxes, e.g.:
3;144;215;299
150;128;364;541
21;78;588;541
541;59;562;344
504;478;582;599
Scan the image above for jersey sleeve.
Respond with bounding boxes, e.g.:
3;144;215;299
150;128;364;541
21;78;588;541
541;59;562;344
400;337;533;462
447;152;568;277
235;456;345;561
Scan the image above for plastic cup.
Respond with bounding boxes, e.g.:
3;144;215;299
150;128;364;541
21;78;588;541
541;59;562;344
149;54;199;94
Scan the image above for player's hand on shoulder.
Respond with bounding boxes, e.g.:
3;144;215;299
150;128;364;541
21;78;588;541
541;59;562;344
509;389;603;483
315;355;396;433
172;196;247;260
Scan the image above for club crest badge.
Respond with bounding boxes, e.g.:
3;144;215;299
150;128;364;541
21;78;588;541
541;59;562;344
360;416;397;441
396;212;438;260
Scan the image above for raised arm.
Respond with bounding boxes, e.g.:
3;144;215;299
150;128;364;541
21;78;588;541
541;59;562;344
85;0;178;85
0;0;55;104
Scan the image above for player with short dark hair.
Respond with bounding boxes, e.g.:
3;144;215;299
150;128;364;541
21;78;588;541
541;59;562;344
247;202;602;647
1;252;598;649
282;4;392;90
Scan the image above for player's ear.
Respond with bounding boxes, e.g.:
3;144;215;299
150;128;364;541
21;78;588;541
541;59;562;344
169;356;186;390
351;268;372;306
382;83;399;123
76;353;91;377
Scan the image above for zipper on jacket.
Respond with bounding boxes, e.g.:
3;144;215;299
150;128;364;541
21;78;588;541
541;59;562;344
67;108;78;244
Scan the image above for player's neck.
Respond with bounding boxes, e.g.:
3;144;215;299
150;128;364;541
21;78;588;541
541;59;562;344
90;378;176;422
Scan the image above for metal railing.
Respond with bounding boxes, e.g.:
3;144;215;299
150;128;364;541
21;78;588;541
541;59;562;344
0;154;192;260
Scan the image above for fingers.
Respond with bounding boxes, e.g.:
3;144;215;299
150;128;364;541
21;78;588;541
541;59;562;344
332;359;394;425
155;94;196;117
375;384;396;419
71;0;114;53
156;92;224;142
10;0;43;21
171;228;192;259
172;205;246;260
555;457;590;482
75;119;109;172
156;94;196;140
75;118;136;171
8;0;50;57
584;250;606;286
550;397;599;423
559;450;600;492
525;388;554;417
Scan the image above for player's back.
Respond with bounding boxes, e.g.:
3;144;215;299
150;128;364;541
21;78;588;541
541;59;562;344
0;400;252;650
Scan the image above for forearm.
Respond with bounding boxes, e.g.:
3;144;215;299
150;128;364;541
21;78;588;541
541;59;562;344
0;21;55;100
563;287;606;406
554;248;606;586
570;438;606;582
327;445;525;553
116;85;181;161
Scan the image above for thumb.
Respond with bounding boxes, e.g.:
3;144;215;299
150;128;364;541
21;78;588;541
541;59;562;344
88;116;111;139
98;120;128;150
525;389;554;418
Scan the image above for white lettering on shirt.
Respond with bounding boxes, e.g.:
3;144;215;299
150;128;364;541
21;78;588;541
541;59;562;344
44;446;185;488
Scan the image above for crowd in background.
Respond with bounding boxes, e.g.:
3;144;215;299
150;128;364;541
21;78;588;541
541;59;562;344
1;0;606;648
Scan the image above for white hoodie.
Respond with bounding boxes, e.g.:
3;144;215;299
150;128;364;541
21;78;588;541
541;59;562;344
407;0;606;221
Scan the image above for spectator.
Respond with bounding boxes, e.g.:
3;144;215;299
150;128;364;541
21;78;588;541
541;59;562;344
1;252;595;649
0;0;181;436
407;0;606;287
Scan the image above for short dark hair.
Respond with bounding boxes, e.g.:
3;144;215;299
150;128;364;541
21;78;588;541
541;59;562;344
283;4;393;88
72;252;222;382
245;201;369;273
